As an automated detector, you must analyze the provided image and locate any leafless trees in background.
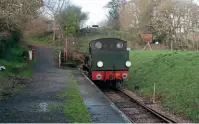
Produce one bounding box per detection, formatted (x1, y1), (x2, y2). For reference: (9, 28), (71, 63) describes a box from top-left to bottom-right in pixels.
(41, 0), (70, 42)
(0, 0), (43, 31)
(116, 0), (199, 50)
(106, 0), (127, 30)
(0, 0), (43, 56)
(39, 0), (88, 44)
(24, 17), (51, 37)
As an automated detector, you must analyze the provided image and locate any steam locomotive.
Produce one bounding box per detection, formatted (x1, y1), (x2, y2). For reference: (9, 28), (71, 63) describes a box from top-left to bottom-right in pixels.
(83, 38), (131, 88)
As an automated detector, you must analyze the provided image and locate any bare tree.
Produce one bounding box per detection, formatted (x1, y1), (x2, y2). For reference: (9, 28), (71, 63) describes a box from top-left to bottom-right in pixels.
(0, 0), (43, 30)
(0, 0), (43, 56)
(118, 0), (199, 50)
(118, 0), (155, 46)
(106, 0), (126, 30)
(41, 0), (69, 42)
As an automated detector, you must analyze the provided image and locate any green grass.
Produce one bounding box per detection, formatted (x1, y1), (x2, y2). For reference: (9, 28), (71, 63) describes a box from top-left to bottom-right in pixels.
(124, 50), (199, 122)
(48, 104), (63, 111)
(0, 45), (33, 77)
(25, 34), (53, 44)
(0, 44), (34, 100)
(57, 75), (91, 123)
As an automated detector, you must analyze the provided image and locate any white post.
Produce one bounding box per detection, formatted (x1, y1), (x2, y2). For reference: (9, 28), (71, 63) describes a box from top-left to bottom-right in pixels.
(153, 83), (156, 104)
(29, 50), (33, 60)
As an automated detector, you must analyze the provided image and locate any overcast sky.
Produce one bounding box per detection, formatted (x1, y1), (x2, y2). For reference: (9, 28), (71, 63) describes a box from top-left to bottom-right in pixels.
(71, 0), (199, 26)
(71, 0), (111, 26)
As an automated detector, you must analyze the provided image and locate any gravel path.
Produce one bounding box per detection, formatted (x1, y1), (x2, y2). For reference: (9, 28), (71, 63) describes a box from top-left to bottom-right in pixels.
(0, 47), (72, 123)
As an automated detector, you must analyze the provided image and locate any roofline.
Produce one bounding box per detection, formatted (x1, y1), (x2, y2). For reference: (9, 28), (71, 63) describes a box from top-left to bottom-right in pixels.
(91, 38), (127, 43)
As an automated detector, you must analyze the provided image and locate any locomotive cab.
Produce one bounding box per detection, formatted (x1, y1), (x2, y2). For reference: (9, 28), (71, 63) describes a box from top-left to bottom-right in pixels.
(83, 38), (131, 88)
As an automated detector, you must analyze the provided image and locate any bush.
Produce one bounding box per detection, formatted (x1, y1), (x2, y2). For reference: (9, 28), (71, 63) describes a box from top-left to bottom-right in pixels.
(0, 27), (22, 58)
(11, 27), (22, 43)
(0, 32), (13, 57)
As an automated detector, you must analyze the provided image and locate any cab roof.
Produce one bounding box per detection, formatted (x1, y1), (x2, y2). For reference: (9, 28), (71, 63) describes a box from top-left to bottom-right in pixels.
(90, 38), (127, 44)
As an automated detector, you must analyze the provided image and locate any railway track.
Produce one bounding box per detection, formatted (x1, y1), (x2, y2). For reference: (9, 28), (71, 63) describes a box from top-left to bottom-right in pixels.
(80, 69), (177, 123)
(103, 87), (177, 123)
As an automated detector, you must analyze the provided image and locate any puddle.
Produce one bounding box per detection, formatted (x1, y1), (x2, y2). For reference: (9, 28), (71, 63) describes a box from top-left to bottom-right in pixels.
(38, 102), (50, 112)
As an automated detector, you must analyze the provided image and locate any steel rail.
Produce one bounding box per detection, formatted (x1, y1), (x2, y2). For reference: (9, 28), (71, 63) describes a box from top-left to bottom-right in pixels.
(117, 88), (178, 123)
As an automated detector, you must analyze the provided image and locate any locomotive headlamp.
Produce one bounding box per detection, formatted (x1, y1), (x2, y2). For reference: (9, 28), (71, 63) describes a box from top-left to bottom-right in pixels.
(117, 42), (123, 48)
(126, 61), (131, 67)
(95, 42), (102, 49)
(97, 61), (103, 68)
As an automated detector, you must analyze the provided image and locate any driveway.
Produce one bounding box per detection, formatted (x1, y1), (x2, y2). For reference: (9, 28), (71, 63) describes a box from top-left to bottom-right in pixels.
(0, 47), (71, 123)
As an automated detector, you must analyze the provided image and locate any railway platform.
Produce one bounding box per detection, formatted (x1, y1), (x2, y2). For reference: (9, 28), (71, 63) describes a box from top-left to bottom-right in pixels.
(72, 69), (131, 123)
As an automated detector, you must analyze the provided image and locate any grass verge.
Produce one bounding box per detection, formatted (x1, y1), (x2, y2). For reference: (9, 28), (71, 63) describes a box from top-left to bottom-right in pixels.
(25, 34), (52, 44)
(124, 50), (199, 122)
(57, 74), (91, 123)
(0, 44), (34, 100)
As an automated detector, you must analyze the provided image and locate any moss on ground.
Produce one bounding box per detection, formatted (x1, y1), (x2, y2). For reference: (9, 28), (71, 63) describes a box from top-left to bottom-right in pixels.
(48, 104), (63, 111)
(125, 50), (199, 122)
(57, 75), (91, 123)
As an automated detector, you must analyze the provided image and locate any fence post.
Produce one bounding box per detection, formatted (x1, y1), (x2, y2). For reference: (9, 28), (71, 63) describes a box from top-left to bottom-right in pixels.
(65, 39), (68, 62)
(29, 50), (33, 60)
(58, 51), (61, 68)
(32, 49), (35, 60)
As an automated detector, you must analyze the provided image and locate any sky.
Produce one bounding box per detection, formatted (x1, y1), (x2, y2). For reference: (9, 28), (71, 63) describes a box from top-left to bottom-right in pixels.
(71, 0), (111, 26)
(48, 0), (199, 26)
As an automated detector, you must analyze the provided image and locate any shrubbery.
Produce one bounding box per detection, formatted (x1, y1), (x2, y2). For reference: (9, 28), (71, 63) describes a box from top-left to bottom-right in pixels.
(0, 27), (22, 58)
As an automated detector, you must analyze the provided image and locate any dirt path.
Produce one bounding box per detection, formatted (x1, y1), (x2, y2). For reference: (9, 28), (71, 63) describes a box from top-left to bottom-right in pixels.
(0, 47), (72, 123)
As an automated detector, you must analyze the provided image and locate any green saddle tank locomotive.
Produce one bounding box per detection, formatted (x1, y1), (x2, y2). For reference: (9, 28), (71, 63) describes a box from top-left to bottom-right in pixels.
(83, 38), (131, 88)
